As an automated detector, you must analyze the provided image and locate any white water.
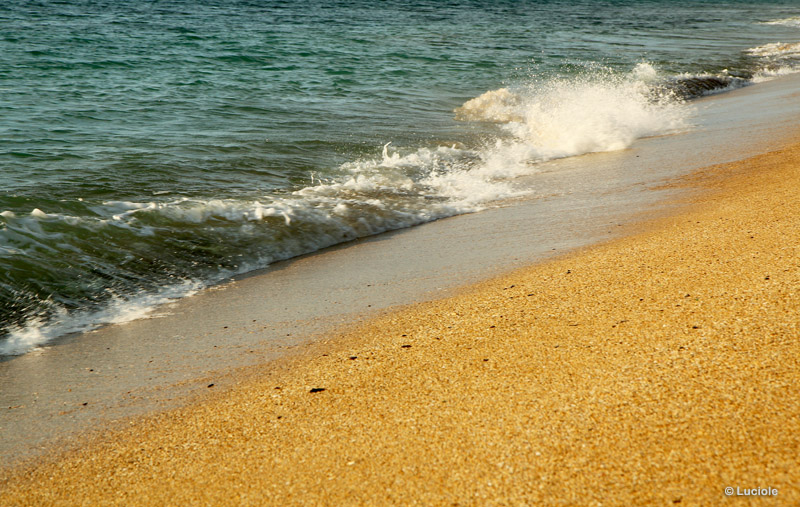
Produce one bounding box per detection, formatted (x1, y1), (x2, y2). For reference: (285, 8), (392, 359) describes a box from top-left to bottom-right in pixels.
(457, 64), (688, 170)
(762, 17), (800, 28)
(0, 280), (202, 356)
(1, 63), (694, 355)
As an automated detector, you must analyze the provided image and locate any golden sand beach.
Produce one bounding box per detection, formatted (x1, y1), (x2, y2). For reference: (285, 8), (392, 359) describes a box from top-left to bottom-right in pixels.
(2, 140), (799, 505)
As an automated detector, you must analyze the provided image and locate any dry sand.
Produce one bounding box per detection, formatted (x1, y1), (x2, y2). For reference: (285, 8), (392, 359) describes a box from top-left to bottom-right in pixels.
(2, 140), (799, 505)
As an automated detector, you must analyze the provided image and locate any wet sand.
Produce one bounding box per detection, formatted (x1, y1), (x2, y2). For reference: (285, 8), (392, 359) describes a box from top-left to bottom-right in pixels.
(2, 132), (799, 502)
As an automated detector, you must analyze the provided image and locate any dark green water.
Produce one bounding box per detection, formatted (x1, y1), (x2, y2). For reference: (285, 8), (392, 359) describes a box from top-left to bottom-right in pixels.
(2, 0), (799, 354)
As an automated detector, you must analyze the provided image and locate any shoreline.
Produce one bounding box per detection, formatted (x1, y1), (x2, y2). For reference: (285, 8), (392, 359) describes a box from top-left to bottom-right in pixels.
(2, 132), (800, 502)
(3, 73), (800, 466)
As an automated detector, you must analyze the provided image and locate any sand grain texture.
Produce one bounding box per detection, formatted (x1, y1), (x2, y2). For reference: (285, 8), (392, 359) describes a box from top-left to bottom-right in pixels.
(2, 144), (800, 505)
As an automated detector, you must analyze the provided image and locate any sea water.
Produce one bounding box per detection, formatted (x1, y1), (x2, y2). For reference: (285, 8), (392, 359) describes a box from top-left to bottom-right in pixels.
(2, 0), (800, 355)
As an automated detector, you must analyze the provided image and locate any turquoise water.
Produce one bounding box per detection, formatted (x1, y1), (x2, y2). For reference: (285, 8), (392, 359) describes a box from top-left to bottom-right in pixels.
(2, 0), (800, 354)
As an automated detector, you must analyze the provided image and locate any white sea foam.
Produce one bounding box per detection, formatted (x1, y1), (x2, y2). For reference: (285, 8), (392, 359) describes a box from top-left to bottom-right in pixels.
(336, 143), (518, 210)
(746, 41), (800, 58)
(457, 63), (687, 170)
(752, 65), (798, 82)
(745, 41), (800, 80)
(454, 88), (523, 122)
(0, 280), (202, 356)
(762, 17), (800, 28)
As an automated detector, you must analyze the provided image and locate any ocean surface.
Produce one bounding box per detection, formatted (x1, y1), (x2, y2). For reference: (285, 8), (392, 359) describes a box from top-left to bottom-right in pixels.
(2, 0), (799, 355)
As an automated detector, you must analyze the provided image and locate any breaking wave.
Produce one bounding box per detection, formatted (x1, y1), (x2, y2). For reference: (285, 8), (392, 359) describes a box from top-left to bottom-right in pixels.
(0, 63), (715, 355)
(455, 63), (687, 164)
(745, 41), (800, 80)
